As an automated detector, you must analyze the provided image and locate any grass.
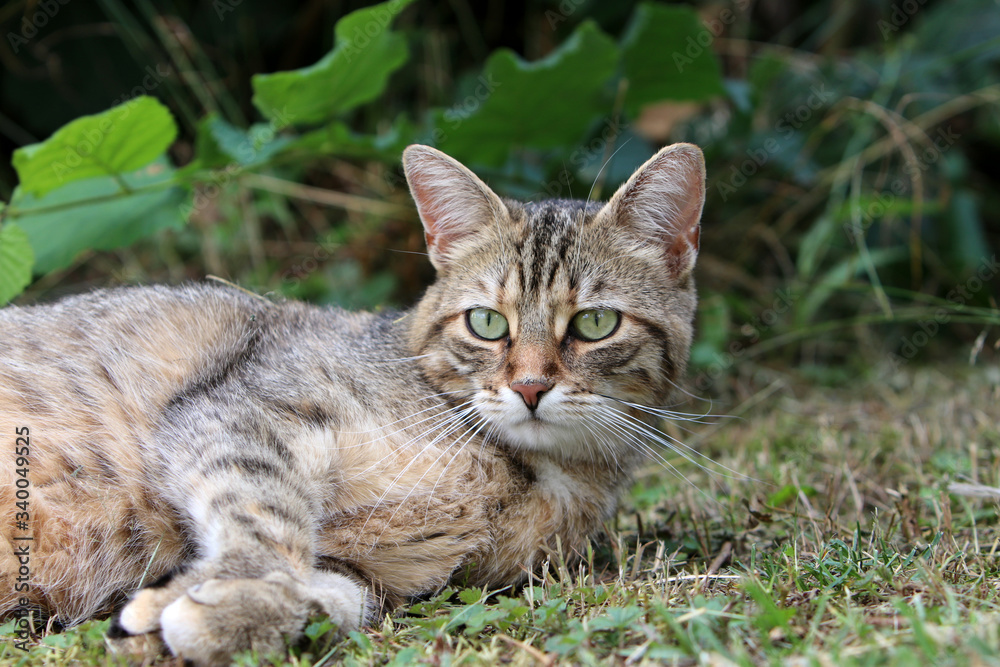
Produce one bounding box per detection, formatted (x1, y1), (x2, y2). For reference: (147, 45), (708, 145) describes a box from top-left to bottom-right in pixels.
(3, 362), (999, 666)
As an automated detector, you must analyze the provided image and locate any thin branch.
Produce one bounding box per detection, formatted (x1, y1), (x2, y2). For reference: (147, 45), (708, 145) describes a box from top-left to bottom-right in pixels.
(240, 173), (411, 217)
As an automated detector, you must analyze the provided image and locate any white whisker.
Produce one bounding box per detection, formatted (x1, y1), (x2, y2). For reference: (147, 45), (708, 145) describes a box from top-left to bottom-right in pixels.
(337, 401), (475, 481)
(372, 412), (488, 543)
(597, 406), (755, 484)
(351, 405), (479, 546)
(337, 394), (474, 441)
(592, 409), (709, 497)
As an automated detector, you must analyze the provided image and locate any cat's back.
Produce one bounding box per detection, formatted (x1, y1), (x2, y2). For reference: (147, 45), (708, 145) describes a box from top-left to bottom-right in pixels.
(0, 284), (266, 422)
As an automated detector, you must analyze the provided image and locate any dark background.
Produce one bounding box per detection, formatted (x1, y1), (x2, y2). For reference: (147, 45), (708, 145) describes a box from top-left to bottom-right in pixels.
(2, 0), (998, 388)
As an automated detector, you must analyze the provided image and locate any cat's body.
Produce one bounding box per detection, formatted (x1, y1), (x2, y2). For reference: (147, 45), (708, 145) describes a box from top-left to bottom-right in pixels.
(0, 283), (623, 619)
(0, 143), (705, 664)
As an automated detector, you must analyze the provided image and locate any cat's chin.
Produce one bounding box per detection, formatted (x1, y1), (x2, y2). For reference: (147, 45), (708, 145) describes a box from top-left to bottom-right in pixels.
(493, 415), (610, 460)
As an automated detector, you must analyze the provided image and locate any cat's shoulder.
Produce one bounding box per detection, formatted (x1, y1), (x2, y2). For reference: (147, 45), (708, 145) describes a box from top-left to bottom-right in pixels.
(1, 281), (263, 318)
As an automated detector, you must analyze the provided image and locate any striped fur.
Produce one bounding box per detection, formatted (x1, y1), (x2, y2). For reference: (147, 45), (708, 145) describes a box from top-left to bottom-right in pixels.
(0, 143), (705, 664)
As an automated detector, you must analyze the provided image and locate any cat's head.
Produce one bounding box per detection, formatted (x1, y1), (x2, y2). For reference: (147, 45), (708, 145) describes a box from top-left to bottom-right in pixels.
(403, 143), (704, 460)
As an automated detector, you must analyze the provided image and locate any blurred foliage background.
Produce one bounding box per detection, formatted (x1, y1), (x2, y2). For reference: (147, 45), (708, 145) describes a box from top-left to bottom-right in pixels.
(0, 0), (998, 395)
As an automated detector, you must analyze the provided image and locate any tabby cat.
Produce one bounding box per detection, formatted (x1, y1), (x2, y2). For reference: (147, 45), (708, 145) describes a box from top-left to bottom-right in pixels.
(0, 142), (705, 664)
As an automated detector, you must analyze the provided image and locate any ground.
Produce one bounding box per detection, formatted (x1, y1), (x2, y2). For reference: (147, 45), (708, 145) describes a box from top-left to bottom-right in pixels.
(2, 362), (999, 666)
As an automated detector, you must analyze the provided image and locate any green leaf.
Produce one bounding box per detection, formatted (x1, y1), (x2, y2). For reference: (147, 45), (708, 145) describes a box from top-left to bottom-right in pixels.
(620, 3), (726, 115)
(252, 0), (415, 124)
(193, 114), (295, 169)
(12, 97), (178, 197)
(289, 116), (415, 162)
(303, 617), (335, 640)
(0, 224), (34, 305)
(7, 158), (186, 273)
(433, 21), (619, 166)
(945, 189), (990, 274)
(457, 588), (484, 604)
(459, 605), (508, 636)
(386, 648), (420, 667)
(690, 293), (731, 368)
(544, 626), (589, 656)
(589, 606), (645, 631)
(797, 212), (837, 280)
(832, 195), (943, 224)
(347, 630), (373, 652)
(768, 484), (818, 507)
(743, 581), (795, 634)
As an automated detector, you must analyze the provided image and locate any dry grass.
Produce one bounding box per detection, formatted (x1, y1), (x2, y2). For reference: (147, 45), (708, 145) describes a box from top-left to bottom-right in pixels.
(3, 362), (999, 666)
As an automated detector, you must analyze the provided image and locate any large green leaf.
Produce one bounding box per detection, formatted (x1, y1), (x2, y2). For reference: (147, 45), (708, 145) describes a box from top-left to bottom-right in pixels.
(0, 223), (34, 305)
(620, 3), (726, 115)
(12, 97), (178, 197)
(433, 21), (619, 166)
(6, 158), (186, 273)
(252, 0), (415, 124)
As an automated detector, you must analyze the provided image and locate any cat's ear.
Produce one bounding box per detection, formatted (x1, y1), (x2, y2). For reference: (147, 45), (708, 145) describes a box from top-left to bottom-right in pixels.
(603, 143), (705, 278)
(402, 144), (508, 271)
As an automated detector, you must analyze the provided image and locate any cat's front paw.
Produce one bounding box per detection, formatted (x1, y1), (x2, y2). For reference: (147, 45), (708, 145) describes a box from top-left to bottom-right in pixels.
(159, 573), (320, 665)
(111, 569), (369, 665)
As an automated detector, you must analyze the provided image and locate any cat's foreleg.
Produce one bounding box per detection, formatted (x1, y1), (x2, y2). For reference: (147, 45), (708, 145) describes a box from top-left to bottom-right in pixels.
(109, 397), (369, 664)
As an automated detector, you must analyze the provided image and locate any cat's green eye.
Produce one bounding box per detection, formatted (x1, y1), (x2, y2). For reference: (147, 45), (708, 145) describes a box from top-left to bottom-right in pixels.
(570, 309), (620, 341)
(466, 308), (509, 340)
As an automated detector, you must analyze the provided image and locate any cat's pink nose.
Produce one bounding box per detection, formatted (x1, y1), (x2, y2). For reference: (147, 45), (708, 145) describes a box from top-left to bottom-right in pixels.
(510, 381), (553, 410)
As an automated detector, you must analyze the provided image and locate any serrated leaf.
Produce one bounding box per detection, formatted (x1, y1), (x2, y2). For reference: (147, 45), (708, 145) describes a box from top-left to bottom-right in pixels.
(252, 0), (415, 124)
(12, 97), (178, 197)
(434, 21), (619, 166)
(620, 3), (725, 115)
(544, 627), (588, 655)
(7, 158), (186, 273)
(457, 588), (483, 604)
(589, 606), (645, 631)
(0, 224), (34, 305)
